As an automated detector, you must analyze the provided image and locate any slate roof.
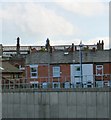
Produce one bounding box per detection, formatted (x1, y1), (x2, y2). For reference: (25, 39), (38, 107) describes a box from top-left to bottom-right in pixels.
(26, 50), (111, 65)
(1, 62), (22, 73)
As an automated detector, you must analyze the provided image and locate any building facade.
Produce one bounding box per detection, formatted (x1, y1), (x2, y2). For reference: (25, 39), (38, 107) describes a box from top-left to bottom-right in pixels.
(25, 48), (111, 88)
(1, 38), (110, 88)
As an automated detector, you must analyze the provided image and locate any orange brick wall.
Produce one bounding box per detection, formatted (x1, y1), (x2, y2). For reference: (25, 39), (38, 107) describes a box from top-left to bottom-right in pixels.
(93, 63), (111, 81)
(38, 65), (48, 77)
(60, 64), (70, 82)
(26, 63), (111, 82)
(103, 63), (111, 81)
(26, 64), (70, 83)
(93, 63), (111, 74)
(38, 65), (49, 82)
(104, 63), (110, 74)
(26, 66), (30, 80)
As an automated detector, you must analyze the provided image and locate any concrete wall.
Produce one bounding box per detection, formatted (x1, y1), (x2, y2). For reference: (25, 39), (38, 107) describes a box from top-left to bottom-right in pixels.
(2, 88), (111, 119)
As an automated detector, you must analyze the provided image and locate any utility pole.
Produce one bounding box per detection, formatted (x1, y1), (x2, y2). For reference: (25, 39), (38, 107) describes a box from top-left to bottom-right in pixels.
(79, 41), (83, 88)
(45, 38), (50, 85)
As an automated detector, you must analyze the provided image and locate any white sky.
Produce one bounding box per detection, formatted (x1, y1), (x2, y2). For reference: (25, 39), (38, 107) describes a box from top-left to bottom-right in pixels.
(0, 0), (110, 49)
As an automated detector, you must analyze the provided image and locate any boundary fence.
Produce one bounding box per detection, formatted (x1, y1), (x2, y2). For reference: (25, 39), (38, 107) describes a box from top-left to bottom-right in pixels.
(2, 74), (111, 89)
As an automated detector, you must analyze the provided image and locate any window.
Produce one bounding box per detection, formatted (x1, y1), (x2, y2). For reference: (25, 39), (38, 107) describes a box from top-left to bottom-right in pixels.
(74, 66), (80, 77)
(96, 81), (103, 88)
(76, 66), (80, 71)
(52, 82), (60, 88)
(30, 81), (38, 88)
(42, 82), (48, 89)
(53, 66), (60, 77)
(30, 65), (38, 78)
(96, 65), (103, 76)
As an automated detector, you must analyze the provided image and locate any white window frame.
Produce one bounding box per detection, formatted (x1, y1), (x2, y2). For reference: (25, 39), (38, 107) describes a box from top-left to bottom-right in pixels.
(53, 66), (60, 78)
(30, 65), (38, 78)
(96, 65), (103, 76)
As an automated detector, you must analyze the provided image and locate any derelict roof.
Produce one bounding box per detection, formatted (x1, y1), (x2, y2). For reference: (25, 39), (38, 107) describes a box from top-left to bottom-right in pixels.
(1, 62), (22, 73)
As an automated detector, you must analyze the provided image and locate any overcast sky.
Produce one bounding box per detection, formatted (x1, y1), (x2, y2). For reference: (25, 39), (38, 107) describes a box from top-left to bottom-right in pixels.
(0, 0), (110, 49)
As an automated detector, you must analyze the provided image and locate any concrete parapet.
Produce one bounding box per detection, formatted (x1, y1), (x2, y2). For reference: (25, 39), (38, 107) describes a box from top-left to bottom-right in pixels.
(2, 88), (111, 119)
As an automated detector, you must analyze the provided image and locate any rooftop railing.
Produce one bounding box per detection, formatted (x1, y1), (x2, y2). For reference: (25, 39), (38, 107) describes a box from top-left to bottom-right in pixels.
(2, 45), (97, 52)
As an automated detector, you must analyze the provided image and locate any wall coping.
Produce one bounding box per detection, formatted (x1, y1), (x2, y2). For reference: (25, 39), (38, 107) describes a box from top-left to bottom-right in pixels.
(2, 88), (111, 93)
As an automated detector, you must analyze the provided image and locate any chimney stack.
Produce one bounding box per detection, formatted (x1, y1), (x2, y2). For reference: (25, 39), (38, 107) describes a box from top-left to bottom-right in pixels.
(0, 44), (3, 56)
(45, 38), (50, 52)
(102, 40), (104, 50)
(71, 43), (74, 52)
(97, 40), (104, 50)
(16, 37), (20, 55)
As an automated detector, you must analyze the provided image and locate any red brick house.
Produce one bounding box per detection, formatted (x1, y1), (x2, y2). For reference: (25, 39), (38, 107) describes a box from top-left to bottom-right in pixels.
(25, 51), (71, 88)
(1, 38), (110, 88)
(25, 41), (111, 88)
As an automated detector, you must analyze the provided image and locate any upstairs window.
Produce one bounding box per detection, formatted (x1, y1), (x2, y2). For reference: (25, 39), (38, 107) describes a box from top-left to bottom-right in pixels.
(30, 65), (38, 78)
(74, 66), (81, 77)
(53, 66), (60, 77)
(96, 65), (103, 76)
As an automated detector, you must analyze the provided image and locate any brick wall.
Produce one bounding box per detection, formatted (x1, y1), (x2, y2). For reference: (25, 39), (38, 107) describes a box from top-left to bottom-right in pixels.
(94, 63), (111, 81)
(26, 63), (111, 83)
(26, 64), (70, 83)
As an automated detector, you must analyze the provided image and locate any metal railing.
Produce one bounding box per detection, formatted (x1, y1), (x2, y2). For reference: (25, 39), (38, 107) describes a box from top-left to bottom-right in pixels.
(1, 74), (111, 90)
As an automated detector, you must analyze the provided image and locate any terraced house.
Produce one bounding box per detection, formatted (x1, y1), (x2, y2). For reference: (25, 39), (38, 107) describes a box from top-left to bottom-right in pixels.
(1, 38), (111, 88)
(25, 39), (111, 88)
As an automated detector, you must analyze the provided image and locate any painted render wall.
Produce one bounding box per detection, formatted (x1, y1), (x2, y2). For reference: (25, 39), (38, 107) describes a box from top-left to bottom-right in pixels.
(70, 64), (94, 85)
